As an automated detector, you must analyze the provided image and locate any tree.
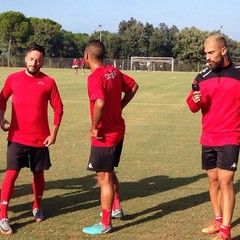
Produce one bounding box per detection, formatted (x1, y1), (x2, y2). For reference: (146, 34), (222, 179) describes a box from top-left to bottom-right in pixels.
(51, 30), (77, 58)
(0, 11), (31, 66)
(89, 30), (111, 43)
(233, 41), (240, 62)
(223, 34), (240, 62)
(143, 22), (154, 56)
(105, 33), (123, 59)
(118, 18), (149, 57)
(1, 10), (240, 67)
(29, 17), (62, 56)
(48, 30), (88, 58)
(173, 27), (209, 62)
(149, 23), (179, 57)
(73, 33), (89, 57)
(118, 17), (138, 35)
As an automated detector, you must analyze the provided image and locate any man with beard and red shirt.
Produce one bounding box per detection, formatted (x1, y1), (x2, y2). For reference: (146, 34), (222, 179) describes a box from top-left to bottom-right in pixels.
(186, 34), (240, 240)
(82, 40), (138, 235)
(0, 43), (63, 235)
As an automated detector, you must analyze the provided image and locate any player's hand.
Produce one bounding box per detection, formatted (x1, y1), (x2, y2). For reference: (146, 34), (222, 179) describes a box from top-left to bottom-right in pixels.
(0, 119), (10, 131)
(90, 128), (102, 139)
(43, 135), (56, 147)
(192, 91), (201, 103)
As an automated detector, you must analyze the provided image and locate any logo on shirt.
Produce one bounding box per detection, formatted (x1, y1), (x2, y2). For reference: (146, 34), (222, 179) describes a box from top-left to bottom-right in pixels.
(104, 71), (117, 80)
(37, 81), (44, 85)
(1, 201), (8, 205)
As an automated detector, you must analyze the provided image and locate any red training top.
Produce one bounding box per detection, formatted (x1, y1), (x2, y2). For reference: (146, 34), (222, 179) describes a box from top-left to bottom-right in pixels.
(88, 65), (136, 147)
(72, 59), (79, 67)
(186, 62), (240, 146)
(0, 70), (64, 147)
(80, 58), (85, 67)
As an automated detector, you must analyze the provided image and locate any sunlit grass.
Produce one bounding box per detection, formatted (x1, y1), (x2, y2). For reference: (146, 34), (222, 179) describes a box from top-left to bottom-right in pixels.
(0, 67), (239, 239)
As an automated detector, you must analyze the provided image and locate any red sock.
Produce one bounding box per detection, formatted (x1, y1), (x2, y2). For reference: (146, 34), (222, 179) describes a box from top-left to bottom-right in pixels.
(220, 225), (231, 236)
(0, 170), (19, 219)
(112, 194), (121, 211)
(215, 216), (223, 223)
(101, 209), (112, 228)
(32, 171), (45, 210)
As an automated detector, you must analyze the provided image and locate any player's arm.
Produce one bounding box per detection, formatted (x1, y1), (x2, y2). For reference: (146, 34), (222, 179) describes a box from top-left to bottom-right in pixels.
(186, 90), (202, 113)
(122, 83), (139, 109)
(90, 98), (105, 139)
(0, 109), (9, 131)
(0, 83), (11, 131)
(43, 125), (60, 147)
(45, 81), (63, 146)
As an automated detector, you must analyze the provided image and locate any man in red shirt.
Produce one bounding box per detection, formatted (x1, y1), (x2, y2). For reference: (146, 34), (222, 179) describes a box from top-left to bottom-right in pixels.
(72, 58), (79, 74)
(82, 40), (138, 235)
(0, 43), (64, 235)
(186, 34), (240, 240)
(80, 58), (85, 75)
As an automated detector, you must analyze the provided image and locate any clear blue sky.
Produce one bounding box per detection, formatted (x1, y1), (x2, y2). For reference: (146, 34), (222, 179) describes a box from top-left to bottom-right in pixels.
(0, 0), (240, 41)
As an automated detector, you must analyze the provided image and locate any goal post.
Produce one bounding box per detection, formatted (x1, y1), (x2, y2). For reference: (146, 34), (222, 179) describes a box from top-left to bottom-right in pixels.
(130, 56), (174, 71)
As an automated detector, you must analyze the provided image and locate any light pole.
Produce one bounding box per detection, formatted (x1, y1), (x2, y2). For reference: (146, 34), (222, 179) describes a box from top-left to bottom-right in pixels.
(99, 24), (102, 41)
(220, 26), (224, 35)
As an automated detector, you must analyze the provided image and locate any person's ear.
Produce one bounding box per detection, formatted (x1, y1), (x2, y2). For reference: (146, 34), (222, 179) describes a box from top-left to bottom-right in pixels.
(222, 47), (227, 56)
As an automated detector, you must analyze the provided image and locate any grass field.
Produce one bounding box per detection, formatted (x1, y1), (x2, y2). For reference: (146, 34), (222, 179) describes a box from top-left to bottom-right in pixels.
(0, 67), (240, 240)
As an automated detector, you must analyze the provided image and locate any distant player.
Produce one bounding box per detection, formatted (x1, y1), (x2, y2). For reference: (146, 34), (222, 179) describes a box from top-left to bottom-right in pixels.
(0, 42), (64, 235)
(80, 58), (86, 75)
(72, 58), (79, 74)
(82, 40), (139, 235)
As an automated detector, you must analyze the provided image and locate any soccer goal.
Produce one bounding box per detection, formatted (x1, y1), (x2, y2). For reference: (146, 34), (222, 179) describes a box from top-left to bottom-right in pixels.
(130, 56), (174, 71)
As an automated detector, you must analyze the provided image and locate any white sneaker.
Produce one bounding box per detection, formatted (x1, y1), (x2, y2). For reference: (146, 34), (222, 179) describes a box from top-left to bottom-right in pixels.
(0, 218), (13, 235)
(33, 208), (45, 222)
(100, 209), (124, 219)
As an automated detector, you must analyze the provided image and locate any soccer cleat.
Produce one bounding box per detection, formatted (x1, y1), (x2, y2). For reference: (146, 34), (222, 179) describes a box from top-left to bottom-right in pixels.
(211, 232), (232, 240)
(111, 209), (124, 219)
(0, 218), (13, 235)
(100, 209), (124, 219)
(33, 208), (45, 222)
(202, 220), (221, 234)
(82, 222), (113, 235)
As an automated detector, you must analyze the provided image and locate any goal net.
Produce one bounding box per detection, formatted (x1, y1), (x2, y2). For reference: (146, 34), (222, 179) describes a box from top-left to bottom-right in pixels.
(130, 56), (174, 71)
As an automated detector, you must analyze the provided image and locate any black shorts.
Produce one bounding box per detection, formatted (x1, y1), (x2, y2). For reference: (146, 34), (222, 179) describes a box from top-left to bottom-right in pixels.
(87, 139), (124, 172)
(202, 145), (239, 171)
(6, 142), (51, 172)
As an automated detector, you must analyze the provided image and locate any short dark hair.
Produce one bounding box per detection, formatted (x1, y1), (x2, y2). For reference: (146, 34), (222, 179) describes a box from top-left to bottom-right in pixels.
(26, 42), (45, 57)
(86, 40), (105, 60)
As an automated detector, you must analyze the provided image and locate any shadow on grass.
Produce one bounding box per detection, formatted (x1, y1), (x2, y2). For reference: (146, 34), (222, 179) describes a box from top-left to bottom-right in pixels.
(0, 169), (6, 174)
(114, 178), (240, 240)
(7, 172), (240, 237)
(9, 174), (98, 233)
(230, 179), (240, 240)
(7, 172), (209, 233)
(120, 173), (207, 201)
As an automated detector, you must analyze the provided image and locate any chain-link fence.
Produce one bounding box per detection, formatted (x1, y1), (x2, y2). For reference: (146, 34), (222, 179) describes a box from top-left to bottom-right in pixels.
(0, 55), (207, 72)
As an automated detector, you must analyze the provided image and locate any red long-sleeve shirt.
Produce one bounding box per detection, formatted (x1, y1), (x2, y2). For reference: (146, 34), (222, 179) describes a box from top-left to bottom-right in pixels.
(186, 62), (240, 146)
(0, 70), (63, 147)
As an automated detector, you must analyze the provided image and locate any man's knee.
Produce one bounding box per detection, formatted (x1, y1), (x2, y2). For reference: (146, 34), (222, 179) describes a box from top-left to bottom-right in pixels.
(97, 172), (114, 186)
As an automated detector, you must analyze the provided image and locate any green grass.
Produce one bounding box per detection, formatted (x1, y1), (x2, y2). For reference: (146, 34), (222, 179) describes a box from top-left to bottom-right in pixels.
(0, 67), (240, 239)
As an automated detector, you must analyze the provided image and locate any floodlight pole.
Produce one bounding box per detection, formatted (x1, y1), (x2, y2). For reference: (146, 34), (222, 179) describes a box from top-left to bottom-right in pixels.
(99, 24), (102, 41)
(220, 26), (224, 35)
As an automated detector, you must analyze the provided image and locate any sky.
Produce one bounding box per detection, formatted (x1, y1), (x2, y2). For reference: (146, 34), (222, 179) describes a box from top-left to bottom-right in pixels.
(0, 0), (240, 41)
